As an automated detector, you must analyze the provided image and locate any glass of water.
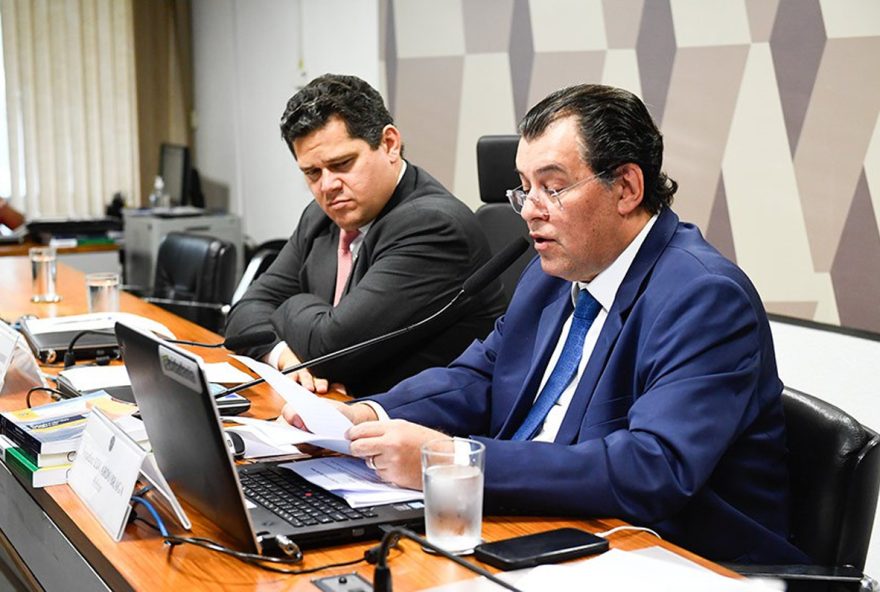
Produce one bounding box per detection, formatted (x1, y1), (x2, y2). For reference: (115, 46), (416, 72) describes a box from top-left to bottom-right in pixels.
(29, 247), (61, 303)
(421, 437), (485, 555)
(85, 272), (120, 313)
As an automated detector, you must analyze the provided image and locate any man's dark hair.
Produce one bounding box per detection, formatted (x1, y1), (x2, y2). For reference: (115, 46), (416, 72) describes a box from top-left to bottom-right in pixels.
(280, 74), (394, 159)
(519, 84), (677, 214)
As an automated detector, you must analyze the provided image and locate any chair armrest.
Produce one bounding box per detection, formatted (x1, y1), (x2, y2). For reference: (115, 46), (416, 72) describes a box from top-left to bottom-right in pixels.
(722, 563), (863, 583)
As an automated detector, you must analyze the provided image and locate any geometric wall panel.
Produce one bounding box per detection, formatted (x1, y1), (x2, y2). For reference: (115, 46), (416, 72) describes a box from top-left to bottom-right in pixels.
(387, 0), (880, 335)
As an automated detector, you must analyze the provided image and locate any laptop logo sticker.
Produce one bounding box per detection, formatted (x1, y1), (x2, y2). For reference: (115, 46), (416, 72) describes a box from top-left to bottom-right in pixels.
(158, 345), (201, 392)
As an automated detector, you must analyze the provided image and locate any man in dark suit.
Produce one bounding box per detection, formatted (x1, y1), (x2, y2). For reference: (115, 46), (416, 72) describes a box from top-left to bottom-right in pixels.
(284, 84), (807, 563)
(226, 74), (505, 397)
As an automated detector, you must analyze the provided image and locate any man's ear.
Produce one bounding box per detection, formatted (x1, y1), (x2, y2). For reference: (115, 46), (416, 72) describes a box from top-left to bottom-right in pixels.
(615, 163), (644, 216)
(381, 125), (403, 161)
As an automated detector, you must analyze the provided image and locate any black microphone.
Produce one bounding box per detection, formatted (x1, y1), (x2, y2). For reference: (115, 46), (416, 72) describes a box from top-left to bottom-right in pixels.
(219, 237), (530, 397)
(372, 527), (521, 592)
(165, 331), (277, 350)
(462, 237), (529, 296)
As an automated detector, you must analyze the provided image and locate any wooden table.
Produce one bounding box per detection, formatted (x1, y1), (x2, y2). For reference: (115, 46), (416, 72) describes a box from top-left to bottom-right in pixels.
(0, 258), (737, 591)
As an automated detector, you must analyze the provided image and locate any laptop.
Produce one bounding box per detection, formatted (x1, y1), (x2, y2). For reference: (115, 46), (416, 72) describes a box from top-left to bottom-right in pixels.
(115, 321), (423, 553)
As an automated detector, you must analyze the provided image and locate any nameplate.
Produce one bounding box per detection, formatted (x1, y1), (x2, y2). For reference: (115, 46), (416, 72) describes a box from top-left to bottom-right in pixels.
(69, 408), (147, 541)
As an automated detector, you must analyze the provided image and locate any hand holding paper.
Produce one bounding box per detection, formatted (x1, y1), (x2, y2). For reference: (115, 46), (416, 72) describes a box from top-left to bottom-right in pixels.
(232, 355), (354, 454)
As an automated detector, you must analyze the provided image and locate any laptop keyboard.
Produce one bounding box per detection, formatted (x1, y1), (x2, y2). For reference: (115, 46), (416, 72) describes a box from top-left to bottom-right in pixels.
(240, 468), (379, 528)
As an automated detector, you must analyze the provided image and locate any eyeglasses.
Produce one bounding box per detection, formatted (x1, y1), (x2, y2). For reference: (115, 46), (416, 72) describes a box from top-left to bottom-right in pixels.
(505, 173), (606, 213)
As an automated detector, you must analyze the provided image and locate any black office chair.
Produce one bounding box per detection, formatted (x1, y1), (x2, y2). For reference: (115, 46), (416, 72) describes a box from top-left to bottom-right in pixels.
(728, 387), (880, 592)
(475, 135), (533, 306)
(230, 238), (287, 306)
(146, 232), (237, 334)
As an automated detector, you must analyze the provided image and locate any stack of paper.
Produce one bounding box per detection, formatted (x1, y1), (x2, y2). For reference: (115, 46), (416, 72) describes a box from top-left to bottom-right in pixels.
(514, 548), (783, 592)
(283, 456), (423, 508)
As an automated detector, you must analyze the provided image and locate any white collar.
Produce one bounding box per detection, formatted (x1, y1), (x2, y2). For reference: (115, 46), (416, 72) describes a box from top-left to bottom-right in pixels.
(574, 214), (658, 310)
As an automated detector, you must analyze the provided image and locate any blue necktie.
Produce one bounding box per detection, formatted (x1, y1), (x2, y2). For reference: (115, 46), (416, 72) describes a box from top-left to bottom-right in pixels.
(511, 289), (602, 441)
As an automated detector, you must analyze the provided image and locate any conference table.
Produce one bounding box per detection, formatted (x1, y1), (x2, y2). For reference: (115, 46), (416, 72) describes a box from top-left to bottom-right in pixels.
(0, 258), (738, 591)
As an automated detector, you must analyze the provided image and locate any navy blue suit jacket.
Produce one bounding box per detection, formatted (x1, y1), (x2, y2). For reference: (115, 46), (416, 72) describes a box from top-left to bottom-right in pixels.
(368, 208), (807, 563)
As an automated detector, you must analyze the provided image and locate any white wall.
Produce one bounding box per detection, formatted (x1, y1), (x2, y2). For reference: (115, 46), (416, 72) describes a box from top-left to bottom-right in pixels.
(191, 0), (380, 245)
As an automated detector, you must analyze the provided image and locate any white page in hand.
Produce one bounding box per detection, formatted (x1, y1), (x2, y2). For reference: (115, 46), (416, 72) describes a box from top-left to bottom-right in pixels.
(231, 355), (353, 445)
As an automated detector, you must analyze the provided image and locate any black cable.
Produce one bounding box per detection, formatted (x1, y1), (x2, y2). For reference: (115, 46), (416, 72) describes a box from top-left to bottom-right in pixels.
(373, 527), (522, 592)
(63, 329), (118, 368)
(164, 535), (366, 574)
(26, 386), (67, 408)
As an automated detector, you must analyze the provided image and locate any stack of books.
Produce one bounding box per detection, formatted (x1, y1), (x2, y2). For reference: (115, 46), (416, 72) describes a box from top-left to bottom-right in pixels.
(0, 391), (148, 487)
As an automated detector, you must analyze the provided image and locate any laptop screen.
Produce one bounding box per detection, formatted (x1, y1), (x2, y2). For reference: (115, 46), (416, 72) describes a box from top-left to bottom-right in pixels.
(115, 321), (260, 553)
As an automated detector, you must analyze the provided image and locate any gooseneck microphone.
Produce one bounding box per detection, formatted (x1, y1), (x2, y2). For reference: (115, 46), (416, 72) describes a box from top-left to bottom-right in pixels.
(219, 237), (530, 397)
(165, 331), (277, 350)
(372, 527), (521, 592)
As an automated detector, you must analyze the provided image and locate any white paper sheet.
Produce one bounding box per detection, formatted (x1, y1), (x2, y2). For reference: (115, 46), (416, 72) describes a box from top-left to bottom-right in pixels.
(283, 456), (423, 508)
(231, 355), (353, 438)
(24, 312), (174, 339)
(515, 548), (783, 592)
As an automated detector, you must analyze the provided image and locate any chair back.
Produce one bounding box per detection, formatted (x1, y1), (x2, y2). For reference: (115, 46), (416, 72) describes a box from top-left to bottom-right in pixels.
(475, 135), (532, 305)
(152, 232), (237, 332)
(230, 239), (287, 306)
(783, 386), (880, 570)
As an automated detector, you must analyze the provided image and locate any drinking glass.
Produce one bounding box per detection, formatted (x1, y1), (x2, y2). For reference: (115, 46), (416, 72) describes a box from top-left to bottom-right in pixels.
(421, 438), (485, 555)
(29, 247), (61, 303)
(85, 272), (120, 313)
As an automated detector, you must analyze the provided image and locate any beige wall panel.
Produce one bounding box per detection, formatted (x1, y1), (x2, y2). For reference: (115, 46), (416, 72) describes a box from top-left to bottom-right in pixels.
(394, 0), (465, 58)
(663, 45), (749, 230)
(820, 0), (880, 38)
(530, 0), (607, 52)
(669, 0), (751, 47)
(452, 53), (517, 211)
(745, 0), (779, 43)
(601, 49), (643, 98)
(794, 36), (880, 271)
(866, 113), (880, 236)
(394, 57), (464, 190)
(526, 51), (606, 113)
(603, 0), (645, 49)
(722, 44), (835, 320)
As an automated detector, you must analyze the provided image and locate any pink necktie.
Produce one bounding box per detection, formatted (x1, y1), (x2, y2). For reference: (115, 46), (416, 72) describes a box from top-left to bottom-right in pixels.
(334, 229), (360, 305)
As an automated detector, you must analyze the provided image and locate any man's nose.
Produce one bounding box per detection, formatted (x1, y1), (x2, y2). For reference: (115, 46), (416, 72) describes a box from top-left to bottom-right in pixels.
(320, 171), (343, 194)
(520, 193), (547, 222)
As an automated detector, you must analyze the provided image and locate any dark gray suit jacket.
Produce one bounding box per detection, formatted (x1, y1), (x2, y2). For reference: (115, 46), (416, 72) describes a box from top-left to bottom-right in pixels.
(225, 163), (506, 396)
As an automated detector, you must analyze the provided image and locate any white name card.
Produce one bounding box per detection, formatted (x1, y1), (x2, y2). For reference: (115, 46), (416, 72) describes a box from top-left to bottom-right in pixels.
(69, 409), (147, 541)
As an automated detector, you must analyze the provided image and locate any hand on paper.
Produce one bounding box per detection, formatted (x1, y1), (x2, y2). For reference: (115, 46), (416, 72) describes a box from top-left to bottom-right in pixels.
(280, 400), (376, 432)
(346, 419), (446, 490)
(277, 346), (332, 394)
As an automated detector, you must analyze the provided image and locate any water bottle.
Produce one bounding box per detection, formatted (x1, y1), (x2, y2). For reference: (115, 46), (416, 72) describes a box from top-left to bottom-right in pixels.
(148, 176), (165, 208)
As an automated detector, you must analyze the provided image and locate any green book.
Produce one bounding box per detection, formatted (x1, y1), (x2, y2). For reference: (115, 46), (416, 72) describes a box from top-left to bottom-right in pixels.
(5, 446), (71, 488)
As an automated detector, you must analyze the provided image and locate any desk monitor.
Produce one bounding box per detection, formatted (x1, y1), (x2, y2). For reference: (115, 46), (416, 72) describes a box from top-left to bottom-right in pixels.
(159, 143), (193, 207)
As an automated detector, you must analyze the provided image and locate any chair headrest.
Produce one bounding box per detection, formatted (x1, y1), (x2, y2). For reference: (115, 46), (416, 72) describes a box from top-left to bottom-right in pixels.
(477, 135), (520, 204)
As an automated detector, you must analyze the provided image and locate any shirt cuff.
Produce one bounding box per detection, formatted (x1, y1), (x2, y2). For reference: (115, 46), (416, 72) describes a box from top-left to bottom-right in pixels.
(358, 400), (390, 422)
(265, 341), (289, 369)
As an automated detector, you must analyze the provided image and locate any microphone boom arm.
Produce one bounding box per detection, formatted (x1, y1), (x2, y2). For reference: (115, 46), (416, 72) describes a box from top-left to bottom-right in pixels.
(222, 290), (465, 397)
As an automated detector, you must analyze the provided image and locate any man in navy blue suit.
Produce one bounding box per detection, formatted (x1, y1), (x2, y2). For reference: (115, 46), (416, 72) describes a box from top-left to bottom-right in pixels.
(283, 84), (805, 563)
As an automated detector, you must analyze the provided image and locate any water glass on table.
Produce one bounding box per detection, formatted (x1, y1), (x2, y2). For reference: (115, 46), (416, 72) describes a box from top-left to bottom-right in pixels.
(29, 246), (61, 303)
(421, 437), (485, 555)
(85, 272), (120, 313)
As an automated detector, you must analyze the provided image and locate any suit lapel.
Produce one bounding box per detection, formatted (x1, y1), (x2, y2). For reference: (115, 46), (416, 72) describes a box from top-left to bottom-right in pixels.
(554, 209), (680, 444)
(496, 285), (571, 438)
(311, 228), (338, 303)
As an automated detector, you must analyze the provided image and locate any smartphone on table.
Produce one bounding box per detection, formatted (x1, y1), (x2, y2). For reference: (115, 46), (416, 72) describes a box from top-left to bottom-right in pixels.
(473, 527), (609, 570)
